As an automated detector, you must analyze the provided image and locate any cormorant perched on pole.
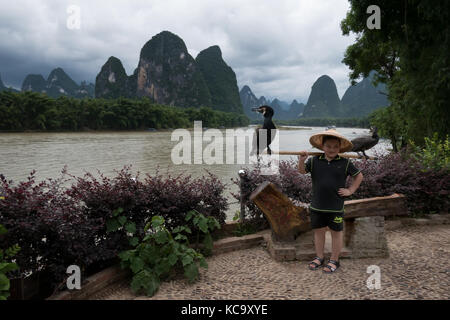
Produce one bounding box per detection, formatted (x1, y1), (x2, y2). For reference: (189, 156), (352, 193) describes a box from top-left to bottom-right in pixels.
(351, 126), (379, 158)
(250, 105), (277, 156)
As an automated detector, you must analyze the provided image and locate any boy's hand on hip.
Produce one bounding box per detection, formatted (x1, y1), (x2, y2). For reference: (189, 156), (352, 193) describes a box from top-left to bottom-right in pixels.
(338, 188), (352, 197)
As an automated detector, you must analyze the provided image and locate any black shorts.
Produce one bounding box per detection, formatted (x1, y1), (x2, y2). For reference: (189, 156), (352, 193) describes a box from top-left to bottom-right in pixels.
(309, 208), (344, 231)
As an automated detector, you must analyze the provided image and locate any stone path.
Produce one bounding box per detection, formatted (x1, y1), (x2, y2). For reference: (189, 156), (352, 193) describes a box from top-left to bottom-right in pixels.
(91, 224), (450, 300)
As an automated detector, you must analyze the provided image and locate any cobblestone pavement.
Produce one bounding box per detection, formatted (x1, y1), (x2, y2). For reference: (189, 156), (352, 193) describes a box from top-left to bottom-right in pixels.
(91, 224), (450, 300)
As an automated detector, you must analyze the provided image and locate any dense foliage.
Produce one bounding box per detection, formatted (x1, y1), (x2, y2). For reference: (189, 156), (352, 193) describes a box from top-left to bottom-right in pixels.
(234, 149), (449, 225)
(0, 91), (249, 131)
(0, 166), (228, 292)
(0, 224), (20, 300)
(109, 210), (219, 297)
(342, 0), (450, 147)
(409, 134), (450, 171)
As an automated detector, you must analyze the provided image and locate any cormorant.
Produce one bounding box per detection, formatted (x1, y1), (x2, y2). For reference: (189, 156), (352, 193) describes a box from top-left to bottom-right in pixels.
(250, 105), (277, 156)
(351, 126), (379, 158)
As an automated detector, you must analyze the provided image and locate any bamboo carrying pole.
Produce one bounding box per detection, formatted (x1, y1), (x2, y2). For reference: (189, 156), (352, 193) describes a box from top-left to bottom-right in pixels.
(272, 151), (378, 160)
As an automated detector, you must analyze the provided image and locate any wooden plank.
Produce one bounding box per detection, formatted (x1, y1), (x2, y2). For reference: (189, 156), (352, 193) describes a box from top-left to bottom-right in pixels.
(343, 193), (407, 219)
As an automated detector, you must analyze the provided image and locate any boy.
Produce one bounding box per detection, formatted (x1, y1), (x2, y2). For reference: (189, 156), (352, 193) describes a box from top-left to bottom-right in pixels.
(298, 129), (363, 273)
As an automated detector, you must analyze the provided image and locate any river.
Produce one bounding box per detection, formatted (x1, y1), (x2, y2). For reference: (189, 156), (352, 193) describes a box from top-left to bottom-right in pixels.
(0, 126), (390, 221)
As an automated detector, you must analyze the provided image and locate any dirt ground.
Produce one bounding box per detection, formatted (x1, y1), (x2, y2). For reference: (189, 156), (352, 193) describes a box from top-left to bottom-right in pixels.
(90, 224), (449, 300)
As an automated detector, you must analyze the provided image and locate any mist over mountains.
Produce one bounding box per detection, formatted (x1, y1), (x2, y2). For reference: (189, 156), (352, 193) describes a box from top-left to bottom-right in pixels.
(240, 71), (389, 120)
(1, 30), (389, 120)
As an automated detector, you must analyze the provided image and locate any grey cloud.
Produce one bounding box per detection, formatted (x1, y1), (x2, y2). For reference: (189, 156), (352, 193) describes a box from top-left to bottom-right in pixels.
(0, 0), (356, 102)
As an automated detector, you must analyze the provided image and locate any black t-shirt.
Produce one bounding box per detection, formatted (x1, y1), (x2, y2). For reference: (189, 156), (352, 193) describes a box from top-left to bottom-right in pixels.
(305, 154), (360, 213)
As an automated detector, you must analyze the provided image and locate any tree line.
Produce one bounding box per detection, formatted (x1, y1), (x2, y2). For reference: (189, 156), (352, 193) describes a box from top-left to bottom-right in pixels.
(268, 117), (370, 128)
(341, 0), (449, 150)
(0, 91), (249, 131)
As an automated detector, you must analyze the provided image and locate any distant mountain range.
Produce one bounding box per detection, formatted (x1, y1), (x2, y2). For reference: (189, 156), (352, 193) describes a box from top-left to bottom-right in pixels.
(95, 31), (243, 113)
(1, 30), (389, 119)
(0, 73), (19, 93)
(240, 71), (389, 120)
(1, 69), (94, 98)
(239, 85), (305, 120)
(20, 68), (95, 98)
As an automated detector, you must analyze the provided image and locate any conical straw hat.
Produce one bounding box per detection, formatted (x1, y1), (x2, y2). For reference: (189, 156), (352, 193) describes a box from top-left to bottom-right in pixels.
(309, 128), (353, 152)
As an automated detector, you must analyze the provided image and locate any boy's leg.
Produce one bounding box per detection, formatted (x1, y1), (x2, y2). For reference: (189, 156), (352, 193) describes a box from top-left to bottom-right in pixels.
(308, 209), (329, 268)
(329, 229), (343, 261)
(324, 214), (344, 272)
(309, 227), (327, 268)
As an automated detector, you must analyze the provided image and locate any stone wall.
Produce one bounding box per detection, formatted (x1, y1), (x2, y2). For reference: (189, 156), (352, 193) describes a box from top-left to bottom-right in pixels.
(346, 216), (389, 258)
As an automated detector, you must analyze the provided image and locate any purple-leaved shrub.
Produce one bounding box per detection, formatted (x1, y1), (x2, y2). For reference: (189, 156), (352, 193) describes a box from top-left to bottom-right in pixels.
(0, 165), (228, 293)
(233, 150), (449, 226)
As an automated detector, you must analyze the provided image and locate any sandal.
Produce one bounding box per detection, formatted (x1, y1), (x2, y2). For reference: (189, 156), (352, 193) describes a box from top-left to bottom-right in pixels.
(323, 259), (340, 273)
(308, 256), (324, 270)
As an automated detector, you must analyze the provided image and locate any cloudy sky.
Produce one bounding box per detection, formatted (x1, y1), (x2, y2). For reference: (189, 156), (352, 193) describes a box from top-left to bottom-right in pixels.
(0, 0), (357, 103)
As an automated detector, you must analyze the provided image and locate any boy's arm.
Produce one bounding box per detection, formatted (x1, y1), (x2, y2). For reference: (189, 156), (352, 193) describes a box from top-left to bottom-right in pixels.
(338, 172), (363, 197)
(297, 151), (309, 174)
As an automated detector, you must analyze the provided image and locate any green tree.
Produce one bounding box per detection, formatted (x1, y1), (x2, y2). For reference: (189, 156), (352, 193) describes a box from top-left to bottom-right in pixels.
(341, 0), (450, 147)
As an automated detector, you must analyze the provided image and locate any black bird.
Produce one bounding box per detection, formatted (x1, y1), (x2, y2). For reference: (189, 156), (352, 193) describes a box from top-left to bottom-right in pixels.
(250, 105), (277, 156)
(351, 126), (379, 158)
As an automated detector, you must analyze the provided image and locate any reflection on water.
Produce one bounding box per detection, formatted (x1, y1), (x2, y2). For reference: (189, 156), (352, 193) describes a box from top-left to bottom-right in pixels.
(0, 126), (390, 220)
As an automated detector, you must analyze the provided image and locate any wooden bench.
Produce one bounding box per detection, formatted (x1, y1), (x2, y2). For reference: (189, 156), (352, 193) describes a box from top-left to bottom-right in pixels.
(249, 181), (408, 260)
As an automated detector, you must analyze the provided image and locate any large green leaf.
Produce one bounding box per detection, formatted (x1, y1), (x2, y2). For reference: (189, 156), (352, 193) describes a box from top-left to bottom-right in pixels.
(183, 263), (199, 283)
(199, 256), (208, 269)
(0, 273), (10, 291)
(118, 250), (134, 262)
(129, 237), (139, 247)
(197, 219), (208, 233)
(112, 207), (124, 217)
(185, 210), (195, 221)
(118, 216), (127, 226)
(138, 245), (159, 263)
(174, 234), (188, 242)
(181, 254), (193, 266)
(0, 262), (18, 274)
(143, 272), (160, 297)
(151, 216), (165, 228)
(130, 257), (145, 273)
(154, 259), (171, 276)
(154, 230), (168, 244)
(168, 253), (178, 266)
(202, 233), (213, 253)
(125, 222), (136, 234)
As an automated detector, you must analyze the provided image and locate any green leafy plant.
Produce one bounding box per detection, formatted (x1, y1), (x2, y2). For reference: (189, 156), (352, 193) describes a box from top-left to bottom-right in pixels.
(410, 133), (450, 171)
(0, 224), (20, 300)
(185, 209), (221, 256)
(106, 209), (220, 297)
(231, 211), (257, 237)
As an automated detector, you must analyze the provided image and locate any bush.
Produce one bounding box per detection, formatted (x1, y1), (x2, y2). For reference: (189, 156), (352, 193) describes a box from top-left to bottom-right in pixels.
(234, 150), (449, 222)
(231, 160), (312, 230)
(0, 166), (228, 294)
(409, 133), (450, 171)
(0, 224), (20, 300)
(109, 210), (219, 297)
(0, 170), (96, 290)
